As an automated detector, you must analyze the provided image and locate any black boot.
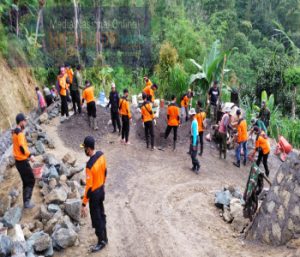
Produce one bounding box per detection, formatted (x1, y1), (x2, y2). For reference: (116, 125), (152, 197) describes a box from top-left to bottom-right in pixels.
(91, 241), (106, 252)
(233, 160), (240, 168)
(102, 228), (108, 245)
(243, 159), (247, 166)
(199, 145), (203, 156)
(24, 187), (35, 209)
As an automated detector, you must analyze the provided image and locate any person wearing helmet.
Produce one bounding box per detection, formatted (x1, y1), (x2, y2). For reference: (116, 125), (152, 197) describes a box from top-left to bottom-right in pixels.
(218, 107), (232, 159)
(233, 109), (248, 167)
(12, 113), (36, 209)
(189, 108), (200, 174)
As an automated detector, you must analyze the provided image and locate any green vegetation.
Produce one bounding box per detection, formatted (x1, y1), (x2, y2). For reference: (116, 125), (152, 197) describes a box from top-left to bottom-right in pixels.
(0, 0), (299, 146)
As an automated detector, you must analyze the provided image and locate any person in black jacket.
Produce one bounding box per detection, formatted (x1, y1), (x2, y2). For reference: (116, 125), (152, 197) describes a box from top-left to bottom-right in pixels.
(106, 83), (121, 134)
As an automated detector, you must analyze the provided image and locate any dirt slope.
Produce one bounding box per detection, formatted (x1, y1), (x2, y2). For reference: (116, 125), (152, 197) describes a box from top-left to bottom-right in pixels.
(0, 57), (36, 129)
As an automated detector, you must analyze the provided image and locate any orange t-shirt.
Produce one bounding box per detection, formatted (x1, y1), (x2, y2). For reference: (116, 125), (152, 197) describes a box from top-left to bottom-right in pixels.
(119, 97), (132, 118)
(237, 119), (248, 143)
(141, 102), (154, 122)
(66, 68), (73, 84)
(12, 128), (31, 161)
(57, 74), (68, 96)
(167, 103), (180, 126)
(82, 86), (95, 104)
(82, 151), (107, 206)
(181, 95), (189, 108)
(143, 86), (155, 102)
(196, 111), (206, 132)
(255, 132), (270, 154)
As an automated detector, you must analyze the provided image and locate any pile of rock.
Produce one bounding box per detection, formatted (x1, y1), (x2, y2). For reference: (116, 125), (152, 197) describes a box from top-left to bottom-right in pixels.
(246, 152), (300, 247)
(215, 186), (249, 233)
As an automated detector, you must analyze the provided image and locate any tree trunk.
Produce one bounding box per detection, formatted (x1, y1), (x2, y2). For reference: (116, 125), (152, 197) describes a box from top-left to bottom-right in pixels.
(35, 8), (43, 45)
(73, 0), (80, 63)
(95, 0), (102, 55)
(291, 86), (297, 119)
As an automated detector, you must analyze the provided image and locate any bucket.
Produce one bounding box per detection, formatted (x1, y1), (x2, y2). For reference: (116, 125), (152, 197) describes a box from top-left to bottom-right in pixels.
(32, 163), (44, 179)
(278, 136), (292, 154)
(132, 95), (138, 106)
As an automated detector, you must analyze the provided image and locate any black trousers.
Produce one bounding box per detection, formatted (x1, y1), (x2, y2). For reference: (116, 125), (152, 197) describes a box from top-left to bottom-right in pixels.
(121, 115), (130, 142)
(60, 95), (69, 117)
(15, 160), (35, 204)
(70, 90), (81, 114)
(256, 150), (270, 177)
(45, 95), (53, 107)
(199, 131), (204, 154)
(144, 120), (154, 148)
(111, 110), (121, 131)
(219, 132), (227, 158)
(89, 186), (107, 242)
(87, 101), (96, 118)
(190, 137), (200, 169)
(165, 125), (178, 142)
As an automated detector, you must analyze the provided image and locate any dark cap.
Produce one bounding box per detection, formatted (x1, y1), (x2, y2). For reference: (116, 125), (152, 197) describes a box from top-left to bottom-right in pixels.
(236, 109), (241, 116)
(80, 136), (95, 149)
(253, 126), (260, 133)
(16, 113), (27, 124)
(123, 88), (128, 94)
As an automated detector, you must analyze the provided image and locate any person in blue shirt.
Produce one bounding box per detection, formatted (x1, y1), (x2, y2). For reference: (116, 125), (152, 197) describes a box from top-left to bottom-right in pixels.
(189, 108), (200, 174)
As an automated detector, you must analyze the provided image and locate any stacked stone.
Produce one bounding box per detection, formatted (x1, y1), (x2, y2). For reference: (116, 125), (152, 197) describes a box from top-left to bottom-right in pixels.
(246, 152), (300, 246)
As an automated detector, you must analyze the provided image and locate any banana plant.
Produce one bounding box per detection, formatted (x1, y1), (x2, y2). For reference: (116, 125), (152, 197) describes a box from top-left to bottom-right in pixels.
(189, 40), (234, 94)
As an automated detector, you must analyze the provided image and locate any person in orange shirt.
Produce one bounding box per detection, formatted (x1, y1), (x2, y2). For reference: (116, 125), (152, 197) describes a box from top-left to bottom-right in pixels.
(250, 126), (271, 177)
(12, 113), (35, 209)
(143, 83), (158, 103)
(233, 109), (248, 168)
(80, 136), (108, 252)
(180, 89), (193, 122)
(56, 66), (70, 122)
(144, 76), (152, 88)
(196, 101), (206, 156)
(82, 80), (98, 130)
(141, 93), (155, 150)
(119, 88), (132, 145)
(164, 95), (180, 151)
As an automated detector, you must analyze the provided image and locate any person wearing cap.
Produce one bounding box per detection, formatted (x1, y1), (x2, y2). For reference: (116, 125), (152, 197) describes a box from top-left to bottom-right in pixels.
(12, 113), (35, 209)
(82, 80), (98, 130)
(119, 88), (132, 144)
(80, 136), (108, 252)
(207, 81), (220, 124)
(57, 66), (70, 122)
(141, 93), (155, 150)
(189, 108), (200, 174)
(196, 100), (206, 156)
(163, 95), (180, 151)
(143, 83), (158, 103)
(233, 109), (248, 167)
(106, 83), (121, 134)
(180, 89), (193, 123)
(218, 107), (232, 159)
(258, 101), (270, 128)
(250, 118), (267, 134)
(70, 65), (83, 115)
(249, 126), (271, 177)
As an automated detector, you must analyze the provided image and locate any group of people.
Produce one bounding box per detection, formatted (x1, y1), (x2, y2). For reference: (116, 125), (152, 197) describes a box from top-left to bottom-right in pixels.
(13, 69), (273, 253)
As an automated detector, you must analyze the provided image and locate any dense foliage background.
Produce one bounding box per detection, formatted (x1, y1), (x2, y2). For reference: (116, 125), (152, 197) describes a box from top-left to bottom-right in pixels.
(0, 0), (299, 146)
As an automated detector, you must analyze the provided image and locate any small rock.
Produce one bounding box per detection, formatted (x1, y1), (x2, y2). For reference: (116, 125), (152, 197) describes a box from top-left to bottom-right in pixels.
(0, 235), (12, 256)
(287, 238), (300, 249)
(58, 163), (71, 177)
(41, 184), (50, 196)
(0, 193), (12, 216)
(62, 153), (76, 166)
(48, 166), (59, 179)
(11, 240), (26, 256)
(52, 227), (78, 249)
(2, 206), (22, 228)
(45, 187), (67, 204)
(35, 140), (46, 155)
(64, 199), (81, 222)
(60, 175), (67, 183)
(69, 164), (85, 177)
(37, 131), (47, 140)
(43, 154), (60, 166)
(71, 171), (86, 186)
(39, 112), (49, 123)
(48, 178), (57, 190)
(12, 224), (25, 242)
(40, 205), (53, 221)
(22, 226), (32, 240)
(34, 221), (44, 232)
(48, 204), (61, 214)
(223, 206), (233, 223)
(44, 218), (58, 234)
(33, 232), (52, 252)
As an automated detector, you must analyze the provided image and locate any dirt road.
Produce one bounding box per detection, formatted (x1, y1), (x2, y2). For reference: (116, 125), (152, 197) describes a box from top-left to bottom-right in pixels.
(5, 114), (297, 257)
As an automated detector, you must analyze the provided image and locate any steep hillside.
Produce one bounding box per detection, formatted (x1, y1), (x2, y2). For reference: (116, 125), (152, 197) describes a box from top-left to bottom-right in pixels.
(0, 57), (37, 129)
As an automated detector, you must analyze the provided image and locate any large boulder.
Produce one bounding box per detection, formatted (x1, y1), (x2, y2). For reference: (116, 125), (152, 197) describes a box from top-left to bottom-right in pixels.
(62, 153), (77, 166)
(40, 205), (54, 221)
(247, 152), (300, 245)
(64, 199), (81, 222)
(33, 232), (52, 252)
(27, 231), (53, 257)
(35, 140), (45, 155)
(45, 187), (67, 204)
(0, 235), (12, 256)
(52, 227), (78, 250)
(43, 154), (60, 167)
(0, 193), (11, 217)
(1, 206), (22, 228)
(48, 166), (59, 179)
(39, 112), (49, 124)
